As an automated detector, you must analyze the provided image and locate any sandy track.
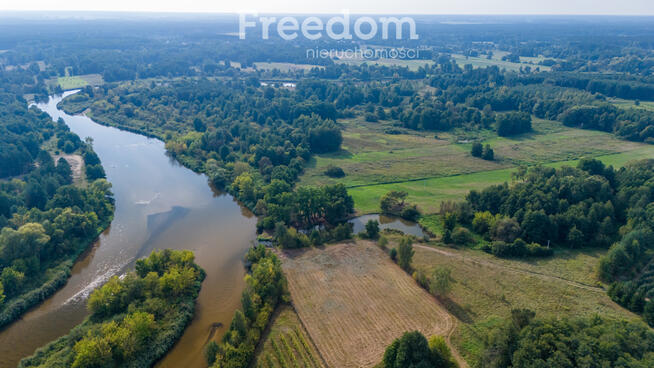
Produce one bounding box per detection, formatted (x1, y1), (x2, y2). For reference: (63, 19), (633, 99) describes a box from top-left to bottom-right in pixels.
(53, 153), (84, 182)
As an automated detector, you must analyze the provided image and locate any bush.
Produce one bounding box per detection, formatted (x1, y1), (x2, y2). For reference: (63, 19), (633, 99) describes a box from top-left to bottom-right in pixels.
(482, 144), (494, 160)
(489, 239), (552, 258)
(364, 219), (380, 239)
(451, 227), (474, 245)
(496, 111), (532, 136)
(389, 248), (398, 261)
(364, 113), (378, 122)
(378, 235), (389, 249)
(331, 223), (353, 241)
(442, 229), (452, 244)
(471, 142), (483, 157)
(324, 165), (345, 178)
(400, 205), (420, 221)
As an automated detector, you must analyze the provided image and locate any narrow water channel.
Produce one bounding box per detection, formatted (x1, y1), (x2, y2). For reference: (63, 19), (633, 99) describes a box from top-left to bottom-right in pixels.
(0, 91), (257, 368)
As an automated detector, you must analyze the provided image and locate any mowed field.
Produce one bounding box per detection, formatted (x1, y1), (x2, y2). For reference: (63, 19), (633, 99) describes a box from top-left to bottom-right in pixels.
(299, 117), (654, 213)
(254, 305), (326, 368)
(279, 241), (454, 368)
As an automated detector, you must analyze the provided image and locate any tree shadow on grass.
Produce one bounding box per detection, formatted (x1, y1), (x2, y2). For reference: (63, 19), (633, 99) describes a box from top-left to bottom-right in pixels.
(438, 296), (475, 324)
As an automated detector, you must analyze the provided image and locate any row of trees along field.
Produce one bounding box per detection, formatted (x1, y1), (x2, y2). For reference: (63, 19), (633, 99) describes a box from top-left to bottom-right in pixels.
(62, 62), (654, 150)
(19, 249), (205, 368)
(206, 245), (287, 368)
(0, 91), (114, 328)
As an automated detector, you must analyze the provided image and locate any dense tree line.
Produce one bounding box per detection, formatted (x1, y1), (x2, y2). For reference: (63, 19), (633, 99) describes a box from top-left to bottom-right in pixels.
(208, 245), (286, 368)
(0, 93), (57, 178)
(0, 93), (113, 328)
(481, 309), (654, 368)
(495, 112), (532, 137)
(19, 250), (205, 368)
(465, 159), (634, 250)
(593, 160), (654, 326)
(464, 158), (654, 324)
(60, 80), (354, 232)
(551, 73), (654, 101)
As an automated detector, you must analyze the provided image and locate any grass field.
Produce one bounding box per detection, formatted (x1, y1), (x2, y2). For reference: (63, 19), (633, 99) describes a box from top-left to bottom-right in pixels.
(335, 57), (435, 71)
(299, 116), (654, 214)
(279, 241), (454, 368)
(610, 98), (654, 111)
(451, 54), (551, 72)
(405, 241), (637, 364)
(254, 305), (326, 368)
(47, 74), (104, 91)
(253, 62), (323, 72)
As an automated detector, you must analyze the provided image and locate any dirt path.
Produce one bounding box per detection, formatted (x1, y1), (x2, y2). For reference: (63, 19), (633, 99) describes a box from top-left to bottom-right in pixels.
(53, 153), (84, 182)
(414, 245), (604, 293)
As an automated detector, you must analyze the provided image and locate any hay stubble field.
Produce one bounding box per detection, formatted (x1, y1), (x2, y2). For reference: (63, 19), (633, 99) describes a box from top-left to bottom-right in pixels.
(279, 241), (455, 368)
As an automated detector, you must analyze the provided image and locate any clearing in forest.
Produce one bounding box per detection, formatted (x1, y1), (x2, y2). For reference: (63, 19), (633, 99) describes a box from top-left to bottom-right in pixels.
(279, 241), (453, 368)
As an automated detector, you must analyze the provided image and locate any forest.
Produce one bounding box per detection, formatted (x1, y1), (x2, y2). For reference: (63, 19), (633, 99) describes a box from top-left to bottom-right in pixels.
(0, 90), (114, 328)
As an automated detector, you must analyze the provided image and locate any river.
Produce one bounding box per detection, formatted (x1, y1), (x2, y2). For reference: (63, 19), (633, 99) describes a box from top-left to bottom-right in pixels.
(0, 91), (258, 368)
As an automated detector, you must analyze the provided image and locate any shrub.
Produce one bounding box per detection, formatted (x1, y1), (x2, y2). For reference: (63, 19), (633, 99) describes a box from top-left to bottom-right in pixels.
(389, 248), (398, 261)
(364, 219), (380, 239)
(451, 227), (474, 245)
(324, 165), (345, 178)
(471, 142), (483, 157)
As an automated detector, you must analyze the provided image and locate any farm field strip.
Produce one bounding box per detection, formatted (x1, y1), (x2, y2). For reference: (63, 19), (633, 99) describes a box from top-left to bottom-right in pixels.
(255, 305), (326, 368)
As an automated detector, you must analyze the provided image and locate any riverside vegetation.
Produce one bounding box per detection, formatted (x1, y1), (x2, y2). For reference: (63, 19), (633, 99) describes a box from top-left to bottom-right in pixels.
(18, 249), (205, 367)
(2, 14), (654, 368)
(0, 91), (114, 328)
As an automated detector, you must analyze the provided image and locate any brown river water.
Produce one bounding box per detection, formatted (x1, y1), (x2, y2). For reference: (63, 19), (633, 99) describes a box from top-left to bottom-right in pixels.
(0, 91), (258, 368)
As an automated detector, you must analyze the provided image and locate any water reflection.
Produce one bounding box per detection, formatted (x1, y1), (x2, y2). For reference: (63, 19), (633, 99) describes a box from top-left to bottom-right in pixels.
(0, 91), (257, 368)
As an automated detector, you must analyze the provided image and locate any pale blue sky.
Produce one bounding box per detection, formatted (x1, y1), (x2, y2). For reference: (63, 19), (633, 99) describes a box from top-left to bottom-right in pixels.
(2, 0), (654, 15)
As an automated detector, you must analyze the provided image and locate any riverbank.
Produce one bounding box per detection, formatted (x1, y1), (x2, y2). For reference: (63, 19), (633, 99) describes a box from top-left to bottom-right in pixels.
(0, 92), (258, 368)
(0, 215), (113, 329)
(19, 250), (205, 368)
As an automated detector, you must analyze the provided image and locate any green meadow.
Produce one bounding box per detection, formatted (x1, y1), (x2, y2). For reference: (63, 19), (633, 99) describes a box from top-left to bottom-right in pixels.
(299, 117), (654, 214)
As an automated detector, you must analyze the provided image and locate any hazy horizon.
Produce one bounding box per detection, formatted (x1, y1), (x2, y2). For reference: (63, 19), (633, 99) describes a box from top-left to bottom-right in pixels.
(2, 0), (654, 16)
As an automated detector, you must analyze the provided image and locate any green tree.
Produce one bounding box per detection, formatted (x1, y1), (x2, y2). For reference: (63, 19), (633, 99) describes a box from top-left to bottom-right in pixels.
(380, 191), (408, 215)
(430, 267), (454, 298)
(567, 226), (584, 248)
(0, 280), (5, 305)
(0, 267), (25, 297)
(471, 142), (483, 157)
(397, 236), (414, 272)
(72, 337), (112, 368)
(442, 229), (452, 244)
(428, 336), (458, 368)
(205, 341), (219, 365)
(389, 247), (398, 261)
(383, 331), (434, 368)
(482, 144), (494, 160)
(365, 219), (380, 239)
